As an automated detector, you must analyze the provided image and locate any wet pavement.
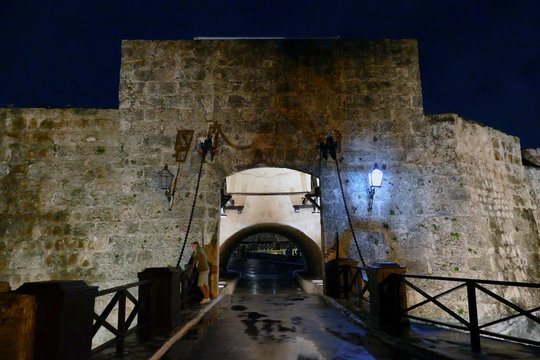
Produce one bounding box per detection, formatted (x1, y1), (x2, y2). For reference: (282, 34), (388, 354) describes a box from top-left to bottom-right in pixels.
(93, 256), (540, 359)
(161, 257), (421, 360)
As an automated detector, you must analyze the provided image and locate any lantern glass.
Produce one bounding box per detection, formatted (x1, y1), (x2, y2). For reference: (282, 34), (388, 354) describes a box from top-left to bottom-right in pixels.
(158, 165), (174, 190)
(369, 166), (383, 188)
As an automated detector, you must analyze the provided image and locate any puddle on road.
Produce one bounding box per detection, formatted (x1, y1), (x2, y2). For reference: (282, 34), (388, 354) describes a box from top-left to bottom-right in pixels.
(231, 305), (247, 311)
(241, 319), (260, 338)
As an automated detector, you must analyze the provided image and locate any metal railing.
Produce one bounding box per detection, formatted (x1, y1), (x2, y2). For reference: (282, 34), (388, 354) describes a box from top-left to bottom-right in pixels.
(339, 265), (370, 304)
(389, 274), (540, 350)
(179, 270), (199, 309)
(91, 279), (152, 356)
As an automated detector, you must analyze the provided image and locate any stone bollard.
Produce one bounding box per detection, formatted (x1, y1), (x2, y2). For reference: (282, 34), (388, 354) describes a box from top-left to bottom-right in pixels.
(367, 262), (409, 332)
(15, 281), (98, 360)
(0, 282), (36, 360)
(138, 267), (183, 335)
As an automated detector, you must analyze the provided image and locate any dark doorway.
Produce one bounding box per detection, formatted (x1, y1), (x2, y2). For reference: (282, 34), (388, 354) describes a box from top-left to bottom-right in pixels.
(227, 233), (306, 294)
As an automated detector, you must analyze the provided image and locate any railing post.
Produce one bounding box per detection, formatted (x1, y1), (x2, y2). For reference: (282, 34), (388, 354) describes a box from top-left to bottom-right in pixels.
(466, 280), (481, 351)
(343, 265), (350, 299)
(0, 283), (35, 360)
(15, 280), (97, 360)
(138, 267), (183, 334)
(367, 262), (408, 332)
(325, 258), (359, 298)
(116, 289), (126, 356)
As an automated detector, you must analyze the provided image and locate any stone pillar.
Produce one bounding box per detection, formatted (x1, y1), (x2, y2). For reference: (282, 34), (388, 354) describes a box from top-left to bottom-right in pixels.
(0, 283), (36, 360)
(138, 267), (183, 334)
(15, 281), (98, 360)
(367, 262), (408, 331)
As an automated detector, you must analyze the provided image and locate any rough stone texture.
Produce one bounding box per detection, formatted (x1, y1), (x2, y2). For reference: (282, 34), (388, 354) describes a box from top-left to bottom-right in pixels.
(1, 40), (539, 330)
(522, 148), (540, 167)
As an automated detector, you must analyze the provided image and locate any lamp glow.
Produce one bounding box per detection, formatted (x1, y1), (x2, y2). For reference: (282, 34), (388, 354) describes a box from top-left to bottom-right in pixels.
(368, 163), (383, 211)
(369, 165), (383, 187)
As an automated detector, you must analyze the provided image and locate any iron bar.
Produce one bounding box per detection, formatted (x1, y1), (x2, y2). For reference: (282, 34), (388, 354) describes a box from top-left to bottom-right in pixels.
(479, 329), (540, 348)
(116, 290), (127, 356)
(399, 277), (470, 327)
(405, 283), (467, 313)
(398, 274), (540, 288)
(467, 281), (481, 351)
(96, 280), (152, 296)
(480, 305), (540, 329)
(404, 314), (470, 332)
(228, 191), (310, 196)
(475, 284), (540, 324)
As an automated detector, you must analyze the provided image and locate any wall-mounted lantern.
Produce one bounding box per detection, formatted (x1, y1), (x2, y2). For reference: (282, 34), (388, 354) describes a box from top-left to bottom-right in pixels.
(157, 164), (174, 201)
(368, 163), (383, 211)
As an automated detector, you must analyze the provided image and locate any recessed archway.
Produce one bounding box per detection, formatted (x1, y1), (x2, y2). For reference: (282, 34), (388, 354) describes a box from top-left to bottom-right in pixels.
(220, 223), (323, 277)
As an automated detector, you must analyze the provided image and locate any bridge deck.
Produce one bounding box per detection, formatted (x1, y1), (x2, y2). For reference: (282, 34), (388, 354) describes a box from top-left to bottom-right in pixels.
(162, 258), (406, 360)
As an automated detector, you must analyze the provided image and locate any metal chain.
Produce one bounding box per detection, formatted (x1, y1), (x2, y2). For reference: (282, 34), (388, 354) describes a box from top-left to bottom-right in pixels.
(334, 158), (367, 267)
(176, 154), (205, 268)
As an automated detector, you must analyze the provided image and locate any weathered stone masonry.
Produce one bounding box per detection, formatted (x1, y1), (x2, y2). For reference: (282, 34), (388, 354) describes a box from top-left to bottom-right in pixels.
(1, 40), (539, 312)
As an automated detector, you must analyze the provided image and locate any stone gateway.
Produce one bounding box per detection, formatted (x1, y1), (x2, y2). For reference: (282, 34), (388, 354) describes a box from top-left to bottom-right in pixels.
(1, 40), (539, 321)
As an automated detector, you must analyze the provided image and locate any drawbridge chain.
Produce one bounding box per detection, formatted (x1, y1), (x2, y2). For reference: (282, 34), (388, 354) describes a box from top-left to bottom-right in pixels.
(175, 127), (218, 269)
(318, 135), (366, 268)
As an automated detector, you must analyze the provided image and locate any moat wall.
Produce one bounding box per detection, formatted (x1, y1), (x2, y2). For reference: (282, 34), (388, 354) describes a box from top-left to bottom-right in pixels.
(1, 40), (538, 317)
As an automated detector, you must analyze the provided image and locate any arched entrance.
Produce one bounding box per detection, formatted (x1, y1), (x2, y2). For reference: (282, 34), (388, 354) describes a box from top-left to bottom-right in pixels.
(220, 223), (323, 277)
(217, 167), (323, 287)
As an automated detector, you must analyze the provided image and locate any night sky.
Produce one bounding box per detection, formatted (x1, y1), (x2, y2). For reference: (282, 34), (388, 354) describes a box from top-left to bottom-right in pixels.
(1, 0), (538, 148)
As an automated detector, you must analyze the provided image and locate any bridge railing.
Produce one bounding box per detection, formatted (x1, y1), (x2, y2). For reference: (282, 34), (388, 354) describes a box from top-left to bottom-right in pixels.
(91, 268), (200, 356)
(389, 274), (540, 351)
(335, 262), (540, 351)
(91, 279), (153, 356)
(5, 267), (200, 360)
(338, 264), (370, 305)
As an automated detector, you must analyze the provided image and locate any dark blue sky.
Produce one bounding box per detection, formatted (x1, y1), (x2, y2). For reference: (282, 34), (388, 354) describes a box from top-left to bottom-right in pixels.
(1, 0), (538, 148)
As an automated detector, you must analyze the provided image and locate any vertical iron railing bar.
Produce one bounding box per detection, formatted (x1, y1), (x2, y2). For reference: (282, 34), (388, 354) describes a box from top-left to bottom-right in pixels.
(405, 283), (467, 313)
(116, 290), (127, 356)
(404, 314), (470, 331)
(478, 329), (540, 347)
(344, 266), (355, 295)
(125, 296), (143, 329)
(479, 305), (540, 329)
(343, 265), (350, 298)
(466, 281), (481, 351)
(399, 277), (471, 327)
(352, 268), (360, 296)
(475, 284), (540, 324)
(92, 292), (121, 336)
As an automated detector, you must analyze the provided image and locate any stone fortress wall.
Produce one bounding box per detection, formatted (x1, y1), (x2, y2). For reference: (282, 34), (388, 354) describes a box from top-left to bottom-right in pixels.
(1, 40), (538, 319)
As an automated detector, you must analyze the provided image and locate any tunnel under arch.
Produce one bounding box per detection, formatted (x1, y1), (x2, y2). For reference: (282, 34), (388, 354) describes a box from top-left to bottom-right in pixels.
(220, 223), (323, 277)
